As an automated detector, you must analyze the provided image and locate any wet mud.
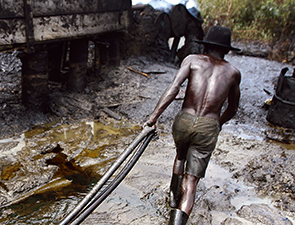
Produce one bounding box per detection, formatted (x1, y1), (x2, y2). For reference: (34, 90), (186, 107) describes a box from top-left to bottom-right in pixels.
(0, 50), (294, 224)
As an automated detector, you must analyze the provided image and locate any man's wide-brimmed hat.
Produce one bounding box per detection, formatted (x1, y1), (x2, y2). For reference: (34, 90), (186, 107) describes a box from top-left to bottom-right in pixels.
(196, 26), (240, 51)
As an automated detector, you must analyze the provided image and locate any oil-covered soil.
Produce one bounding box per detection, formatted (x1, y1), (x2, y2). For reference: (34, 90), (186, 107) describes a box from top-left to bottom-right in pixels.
(81, 53), (295, 225)
(0, 49), (295, 224)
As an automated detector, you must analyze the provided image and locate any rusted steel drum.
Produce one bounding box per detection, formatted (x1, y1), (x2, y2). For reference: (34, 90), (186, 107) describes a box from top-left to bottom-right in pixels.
(68, 39), (88, 92)
(170, 4), (188, 37)
(267, 67), (295, 129)
(20, 50), (49, 112)
(47, 42), (64, 82)
(155, 12), (171, 41)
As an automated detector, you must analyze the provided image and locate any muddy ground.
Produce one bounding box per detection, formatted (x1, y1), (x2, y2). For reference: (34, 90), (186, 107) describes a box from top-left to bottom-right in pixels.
(81, 53), (295, 225)
(0, 47), (295, 224)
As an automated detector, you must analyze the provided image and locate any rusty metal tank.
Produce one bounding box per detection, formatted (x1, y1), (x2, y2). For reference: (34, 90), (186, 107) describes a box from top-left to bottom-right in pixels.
(0, 0), (131, 52)
(267, 67), (295, 129)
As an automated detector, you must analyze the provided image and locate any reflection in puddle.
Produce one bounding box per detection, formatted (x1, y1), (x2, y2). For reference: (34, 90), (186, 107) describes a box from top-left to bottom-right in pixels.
(0, 134), (26, 159)
(0, 118), (141, 224)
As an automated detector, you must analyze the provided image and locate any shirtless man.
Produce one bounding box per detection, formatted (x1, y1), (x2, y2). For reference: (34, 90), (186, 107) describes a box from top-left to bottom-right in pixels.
(143, 26), (241, 225)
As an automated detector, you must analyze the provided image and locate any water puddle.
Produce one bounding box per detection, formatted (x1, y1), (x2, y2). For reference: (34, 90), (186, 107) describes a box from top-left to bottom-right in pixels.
(0, 118), (141, 224)
(205, 163), (295, 224)
(205, 163), (272, 209)
(0, 134), (26, 159)
(224, 119), (295, 150)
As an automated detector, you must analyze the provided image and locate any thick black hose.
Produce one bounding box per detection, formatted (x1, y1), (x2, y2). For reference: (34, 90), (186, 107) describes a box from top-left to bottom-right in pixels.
(70, 132), (155, 225)
(70, 133), (152, 222)
(73, 133), (152, 216)
(59, 126), (155, 225)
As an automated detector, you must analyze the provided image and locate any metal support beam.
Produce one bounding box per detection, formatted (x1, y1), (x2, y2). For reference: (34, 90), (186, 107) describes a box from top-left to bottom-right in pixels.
(23, 0), (35, 53)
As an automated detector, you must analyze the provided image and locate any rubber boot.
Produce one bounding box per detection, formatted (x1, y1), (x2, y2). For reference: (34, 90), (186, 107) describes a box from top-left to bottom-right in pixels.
(169, 174), (183, 208)
(168, 209), (189, 225)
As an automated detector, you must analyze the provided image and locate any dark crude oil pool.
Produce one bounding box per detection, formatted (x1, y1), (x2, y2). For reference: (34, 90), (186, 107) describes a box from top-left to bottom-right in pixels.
(0, 118), (141, 224)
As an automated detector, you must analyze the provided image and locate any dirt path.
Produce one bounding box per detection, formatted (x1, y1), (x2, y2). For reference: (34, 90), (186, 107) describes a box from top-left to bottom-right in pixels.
(81, 54), (295, 224)
(0, 52), (294, 224)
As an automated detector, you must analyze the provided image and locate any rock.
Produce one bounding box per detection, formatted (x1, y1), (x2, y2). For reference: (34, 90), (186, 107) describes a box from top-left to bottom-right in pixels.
(49, 92), (93, 118)
(272, 197), (295, 216)
(190, 205), (212, 225)
(0, 51), (22, 104)
(189, 185), (236, 224)
(102, 107), (122, 120)
(269, 33), (295, 65)
(197, 185), (235, 212)
(231, 41), (271, 58)
(221, 217), (245, 225)
(237, 203), (292, 225)
(233, 148), (295, 215)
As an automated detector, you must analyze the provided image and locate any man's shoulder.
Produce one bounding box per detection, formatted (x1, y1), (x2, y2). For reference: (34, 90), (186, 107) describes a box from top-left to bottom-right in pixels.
(228, 63), (241, 77)
(181, 54), (210, 67)
(184, 54), (208, 61)
(224, 63), (241, 84)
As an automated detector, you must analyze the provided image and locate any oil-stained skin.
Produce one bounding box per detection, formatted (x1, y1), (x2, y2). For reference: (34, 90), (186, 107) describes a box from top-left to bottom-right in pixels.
(148, 54), (241, 127)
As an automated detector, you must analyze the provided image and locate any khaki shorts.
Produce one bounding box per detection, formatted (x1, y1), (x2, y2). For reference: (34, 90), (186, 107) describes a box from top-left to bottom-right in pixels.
(172, 111), (220, 178)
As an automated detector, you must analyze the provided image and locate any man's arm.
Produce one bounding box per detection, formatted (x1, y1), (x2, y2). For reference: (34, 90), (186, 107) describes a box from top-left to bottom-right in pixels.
(219, 71), (241, 128)
(145, 63), (191, 126)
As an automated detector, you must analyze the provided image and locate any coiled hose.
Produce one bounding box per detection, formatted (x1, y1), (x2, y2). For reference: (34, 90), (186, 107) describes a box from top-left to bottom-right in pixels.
(59, 126), (156, 225)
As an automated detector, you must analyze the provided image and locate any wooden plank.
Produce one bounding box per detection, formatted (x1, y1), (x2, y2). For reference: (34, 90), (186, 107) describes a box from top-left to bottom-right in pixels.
(0, 11), (129, 46)
(0, 0), (131, 18)
(0, 0), (24, 18)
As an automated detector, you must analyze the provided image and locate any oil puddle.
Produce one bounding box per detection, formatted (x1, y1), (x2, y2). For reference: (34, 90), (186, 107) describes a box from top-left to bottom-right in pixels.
(0, 118), (141, 224)
(271, 141), (295, 150)
(264, 124), (295, 149)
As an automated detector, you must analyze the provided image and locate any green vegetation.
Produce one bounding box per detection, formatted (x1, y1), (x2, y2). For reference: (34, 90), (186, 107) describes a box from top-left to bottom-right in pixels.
(197, 0), (295, 43)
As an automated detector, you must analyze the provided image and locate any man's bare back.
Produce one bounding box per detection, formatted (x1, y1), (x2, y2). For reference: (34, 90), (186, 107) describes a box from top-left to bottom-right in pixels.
(146, 54), (241, 127)
(181, 54), (241, 122)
